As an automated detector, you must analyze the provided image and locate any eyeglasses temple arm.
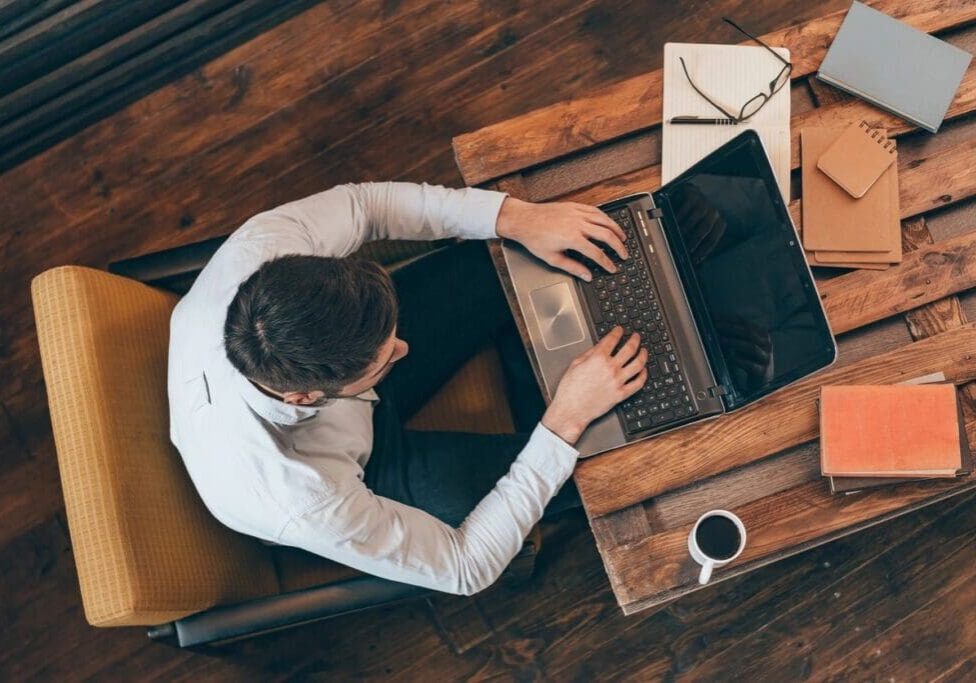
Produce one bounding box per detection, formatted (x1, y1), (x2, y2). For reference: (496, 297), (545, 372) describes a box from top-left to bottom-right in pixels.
(678, 57), (738, 121)
(722, 17), (792, 68)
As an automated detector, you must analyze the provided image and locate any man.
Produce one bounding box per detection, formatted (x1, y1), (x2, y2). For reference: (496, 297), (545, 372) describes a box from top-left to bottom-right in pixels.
(169, 182), (648, 596)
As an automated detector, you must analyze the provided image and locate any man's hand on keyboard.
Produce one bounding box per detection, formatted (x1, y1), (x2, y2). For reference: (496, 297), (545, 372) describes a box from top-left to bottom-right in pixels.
(541, 326), (648, 446)
(496, 197), (629, 282)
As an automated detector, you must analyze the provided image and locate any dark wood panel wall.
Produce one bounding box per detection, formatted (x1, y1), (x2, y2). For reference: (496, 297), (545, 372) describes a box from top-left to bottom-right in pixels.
(0, 0), (323, 172)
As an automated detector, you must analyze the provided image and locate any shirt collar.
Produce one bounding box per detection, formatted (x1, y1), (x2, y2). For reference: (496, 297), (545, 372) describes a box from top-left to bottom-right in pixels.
(234, 371), (379, 425)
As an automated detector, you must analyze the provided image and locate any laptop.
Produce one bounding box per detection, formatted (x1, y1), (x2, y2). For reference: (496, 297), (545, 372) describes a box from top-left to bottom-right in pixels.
(505, 130), (837, 457)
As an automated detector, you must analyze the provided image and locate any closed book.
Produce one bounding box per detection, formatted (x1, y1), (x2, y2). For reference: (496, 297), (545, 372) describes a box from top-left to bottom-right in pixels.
(820, 384), (962, 477)
(829, 395), (971, 493)
(816, 1), (971, 134)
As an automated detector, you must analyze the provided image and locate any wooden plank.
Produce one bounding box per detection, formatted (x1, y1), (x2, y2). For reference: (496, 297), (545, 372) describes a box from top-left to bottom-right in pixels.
(593, 218), (976, 613)
(0, 0), (239, 126)
(606, 459), (976, 611)
(667, 490), (976, 680)
(0, 0), (75, 42)
(557, 125), (976, 215)
(789, 54), (976, 169)
(0, 0), (324, 172)
(480, 28), (976, 205)
(0, 1), (185, 92)
(902, 216), (968, 339)
(575, 322), (976, 518)
(819, 228), (976, 335)
(822, 574), (976, 680)
(452, 0), (976, 186)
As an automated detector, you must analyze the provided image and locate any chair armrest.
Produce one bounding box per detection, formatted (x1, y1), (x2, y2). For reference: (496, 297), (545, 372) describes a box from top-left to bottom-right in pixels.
(109, 236), (228, 294)
(108, 235), (455, 295)
(151, 576), (430, 647)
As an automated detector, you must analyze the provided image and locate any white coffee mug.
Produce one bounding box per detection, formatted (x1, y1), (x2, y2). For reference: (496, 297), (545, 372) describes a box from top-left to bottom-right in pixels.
(688, 510), (747, 585)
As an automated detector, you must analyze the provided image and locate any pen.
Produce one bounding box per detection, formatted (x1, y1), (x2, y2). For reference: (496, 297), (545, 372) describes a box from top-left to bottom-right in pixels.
(669, 116), (738, 125)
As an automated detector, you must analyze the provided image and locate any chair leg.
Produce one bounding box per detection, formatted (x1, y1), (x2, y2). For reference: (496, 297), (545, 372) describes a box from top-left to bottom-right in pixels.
(146, 622), (177, 643)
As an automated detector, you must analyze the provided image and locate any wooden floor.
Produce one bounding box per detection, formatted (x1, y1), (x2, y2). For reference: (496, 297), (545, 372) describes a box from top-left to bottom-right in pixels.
(3, 0), (976, 680)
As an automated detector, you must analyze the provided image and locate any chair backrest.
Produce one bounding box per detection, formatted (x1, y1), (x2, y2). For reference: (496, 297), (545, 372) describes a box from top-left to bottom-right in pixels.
(32, 266), (278, 626)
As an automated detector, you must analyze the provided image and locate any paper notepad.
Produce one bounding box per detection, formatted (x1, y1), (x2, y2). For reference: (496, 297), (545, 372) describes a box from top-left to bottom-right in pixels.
(663, 43), (791, 201)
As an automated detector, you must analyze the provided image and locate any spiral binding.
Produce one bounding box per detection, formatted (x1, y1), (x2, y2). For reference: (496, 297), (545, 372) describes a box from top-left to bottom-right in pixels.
(858, 120), (896, 153)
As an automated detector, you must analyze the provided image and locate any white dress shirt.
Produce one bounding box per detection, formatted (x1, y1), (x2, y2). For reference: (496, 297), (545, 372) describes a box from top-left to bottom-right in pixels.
(168, 183), (579, 595)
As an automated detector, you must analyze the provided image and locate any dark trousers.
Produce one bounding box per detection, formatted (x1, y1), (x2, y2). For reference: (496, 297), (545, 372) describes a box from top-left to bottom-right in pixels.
(363, 240), (581, 526)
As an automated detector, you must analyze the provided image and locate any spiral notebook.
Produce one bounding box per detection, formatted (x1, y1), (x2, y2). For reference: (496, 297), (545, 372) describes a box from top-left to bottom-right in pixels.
(817, 121), (897, 198)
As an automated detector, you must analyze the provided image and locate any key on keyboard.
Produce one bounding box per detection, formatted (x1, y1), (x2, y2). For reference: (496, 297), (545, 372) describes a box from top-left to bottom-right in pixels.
(578, 206), (699, 434)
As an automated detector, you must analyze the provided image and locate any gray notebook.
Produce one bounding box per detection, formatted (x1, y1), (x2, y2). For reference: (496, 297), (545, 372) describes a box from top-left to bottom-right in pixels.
(817, 1), (971, 133)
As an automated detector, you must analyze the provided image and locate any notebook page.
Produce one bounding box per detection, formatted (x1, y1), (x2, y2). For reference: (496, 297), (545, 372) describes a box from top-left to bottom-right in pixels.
(662, 43), (791, 201)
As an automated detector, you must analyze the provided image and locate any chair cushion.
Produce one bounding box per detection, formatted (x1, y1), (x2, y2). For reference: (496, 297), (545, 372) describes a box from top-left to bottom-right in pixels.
(407, 345), (515, 434)
(32, 267), (279, 626)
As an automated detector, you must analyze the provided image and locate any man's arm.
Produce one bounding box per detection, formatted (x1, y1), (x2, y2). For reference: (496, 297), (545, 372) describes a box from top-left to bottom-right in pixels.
(280, 424), (577, 596)
(278, 327), (648, 595)
(255, 181), (632, 280)
(261, 182), (506, 258)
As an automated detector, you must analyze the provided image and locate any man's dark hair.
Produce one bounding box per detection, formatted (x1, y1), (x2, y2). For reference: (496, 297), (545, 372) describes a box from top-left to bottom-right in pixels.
(224, 254), (398, 395)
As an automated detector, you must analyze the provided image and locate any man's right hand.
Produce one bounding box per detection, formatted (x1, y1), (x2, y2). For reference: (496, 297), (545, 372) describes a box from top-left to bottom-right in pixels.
(542, 326), (648, 446)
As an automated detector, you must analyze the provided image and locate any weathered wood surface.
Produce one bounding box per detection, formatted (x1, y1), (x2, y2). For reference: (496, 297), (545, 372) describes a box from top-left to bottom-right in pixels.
(608, 460), (976, 612)
(576, 323), (976, 517)
(461, 23), (976, 210)
(455, 13), (976, 618)
(821, 228), (976, 334)
(452, 0), (976, 186)
(597, 212), (976, 614)
(556, 102), (976, 210)
(0, 0), (324, 172)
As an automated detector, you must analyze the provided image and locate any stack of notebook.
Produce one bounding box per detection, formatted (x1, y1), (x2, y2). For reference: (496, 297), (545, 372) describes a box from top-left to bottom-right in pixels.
(799, 122), (902, 270)
(819, 384), (972, 495)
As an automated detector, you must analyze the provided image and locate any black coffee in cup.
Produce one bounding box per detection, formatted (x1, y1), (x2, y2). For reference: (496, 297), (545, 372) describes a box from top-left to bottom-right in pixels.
(695, 514), (742, 560)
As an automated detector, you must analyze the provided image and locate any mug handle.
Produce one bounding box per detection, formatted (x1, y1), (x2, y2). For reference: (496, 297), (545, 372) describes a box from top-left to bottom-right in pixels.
(698, 559), (715, 585)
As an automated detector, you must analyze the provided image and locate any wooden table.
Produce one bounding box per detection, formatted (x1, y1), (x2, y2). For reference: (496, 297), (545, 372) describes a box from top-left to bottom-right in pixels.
(452, 0), (976, 615)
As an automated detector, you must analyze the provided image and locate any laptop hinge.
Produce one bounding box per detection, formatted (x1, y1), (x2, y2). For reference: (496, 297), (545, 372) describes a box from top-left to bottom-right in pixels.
(647, 207), (664, 219)
(707, 384), (729, 398)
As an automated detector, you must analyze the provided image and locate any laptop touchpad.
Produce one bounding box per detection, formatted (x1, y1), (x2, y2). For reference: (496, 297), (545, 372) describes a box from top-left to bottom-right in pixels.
(530, 282), (585, 350)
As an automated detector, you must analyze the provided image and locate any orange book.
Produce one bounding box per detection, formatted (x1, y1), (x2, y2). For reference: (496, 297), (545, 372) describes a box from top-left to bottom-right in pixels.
(820, 384), (962, 477)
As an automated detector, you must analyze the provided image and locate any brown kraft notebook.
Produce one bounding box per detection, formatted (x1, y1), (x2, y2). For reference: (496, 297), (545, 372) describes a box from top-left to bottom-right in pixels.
(814, 136), (901, 266)
(820, 384), (963, 478)
(817, 120), (897, 198)
(800, 127), (895, 253)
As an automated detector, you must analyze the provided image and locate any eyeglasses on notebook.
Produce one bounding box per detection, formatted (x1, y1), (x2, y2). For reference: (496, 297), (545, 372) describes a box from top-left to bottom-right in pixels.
(670, 18), (793, 126)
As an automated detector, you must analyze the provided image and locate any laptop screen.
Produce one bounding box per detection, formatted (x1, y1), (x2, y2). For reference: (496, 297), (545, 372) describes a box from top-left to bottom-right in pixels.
(655, 131), (836, 410)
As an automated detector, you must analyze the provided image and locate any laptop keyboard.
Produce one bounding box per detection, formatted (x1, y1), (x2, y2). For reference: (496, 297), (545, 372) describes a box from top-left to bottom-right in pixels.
(578, 205), (699, 434)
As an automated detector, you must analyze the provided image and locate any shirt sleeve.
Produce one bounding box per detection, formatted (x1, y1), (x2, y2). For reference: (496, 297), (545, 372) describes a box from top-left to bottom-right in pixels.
(277, 423), (578, 596)
(247, 181), (508, 259)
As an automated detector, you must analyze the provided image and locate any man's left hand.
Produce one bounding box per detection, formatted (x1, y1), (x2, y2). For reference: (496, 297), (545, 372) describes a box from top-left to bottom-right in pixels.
(495, 197), (629, 281)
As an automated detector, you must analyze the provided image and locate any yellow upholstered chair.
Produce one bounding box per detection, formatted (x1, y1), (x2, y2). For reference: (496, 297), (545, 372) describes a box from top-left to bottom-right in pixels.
(32, 240), (529, 646)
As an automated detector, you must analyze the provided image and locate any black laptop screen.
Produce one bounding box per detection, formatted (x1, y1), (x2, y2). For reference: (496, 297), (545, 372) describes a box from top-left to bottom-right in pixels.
(655, 131), (836, 410)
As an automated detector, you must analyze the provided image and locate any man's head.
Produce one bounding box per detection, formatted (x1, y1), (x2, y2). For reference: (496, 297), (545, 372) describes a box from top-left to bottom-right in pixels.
(224, 255), (408, 404)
